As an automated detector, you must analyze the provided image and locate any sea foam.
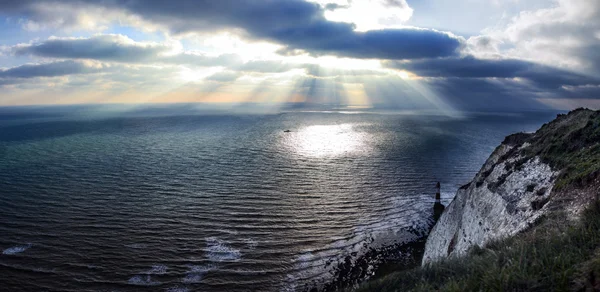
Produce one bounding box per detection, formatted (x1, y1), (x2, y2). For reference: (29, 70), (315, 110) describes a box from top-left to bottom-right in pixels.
(182, 264), (216, 283)
(147, 265), (167, 275)
(205, 237), (241, 262)
(127, 275), (160, 286)
(2, 243), (32, 255)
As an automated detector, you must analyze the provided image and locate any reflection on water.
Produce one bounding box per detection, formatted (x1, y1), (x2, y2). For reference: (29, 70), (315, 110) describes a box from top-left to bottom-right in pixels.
(283, 124), (370, 157)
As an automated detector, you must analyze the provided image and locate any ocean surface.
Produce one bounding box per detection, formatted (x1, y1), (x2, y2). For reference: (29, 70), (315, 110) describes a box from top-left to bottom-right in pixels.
(0, 105), (558, 291)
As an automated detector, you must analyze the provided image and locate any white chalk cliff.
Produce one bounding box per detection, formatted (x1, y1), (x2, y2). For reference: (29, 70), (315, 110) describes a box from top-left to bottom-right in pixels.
(422, 141), (557, 264)
(422, 108), (600, 266)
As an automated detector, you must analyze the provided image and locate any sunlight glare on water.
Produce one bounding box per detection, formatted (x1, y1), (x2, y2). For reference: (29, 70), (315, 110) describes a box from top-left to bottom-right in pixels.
(285, 124), (370, 157)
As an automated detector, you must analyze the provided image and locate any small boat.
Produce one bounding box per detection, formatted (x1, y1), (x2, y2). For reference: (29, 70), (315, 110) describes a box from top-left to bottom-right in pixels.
(283, 130), (291, 133)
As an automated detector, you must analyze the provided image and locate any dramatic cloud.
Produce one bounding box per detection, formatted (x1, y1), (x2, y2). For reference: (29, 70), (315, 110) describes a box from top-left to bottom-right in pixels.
(9, 35), (388, 77)
(0, 1), (129, 31)
(0, 0), (463, 60)
(385, 56), (600, 89)
(384, 55), (600, 111)
(422, 77), (548, 111)
(13, 35), (170, 62)
(273, 26), (462, 59)
(0, 60), (102, 78)
(0, 0), (598, 109)
(11, 35), (243, 67)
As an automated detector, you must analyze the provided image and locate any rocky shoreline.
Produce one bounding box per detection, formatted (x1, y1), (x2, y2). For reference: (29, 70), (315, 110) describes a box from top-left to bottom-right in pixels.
(304, 199), (445, 291)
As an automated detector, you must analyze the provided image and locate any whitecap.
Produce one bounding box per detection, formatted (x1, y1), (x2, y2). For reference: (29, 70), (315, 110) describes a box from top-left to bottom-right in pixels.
(281, 274), (297, 292)
(128, 275), (160, 286)
(205, 237), (241, 262)
(2, 243), (32, 255)
(294, 252), (314, 269)
(147, 265), (167, 275)
(182, 273), (202, 284)
(166, 287), (189, 292)
(188, 264), (216, 273)
(182, 264), (215, 284)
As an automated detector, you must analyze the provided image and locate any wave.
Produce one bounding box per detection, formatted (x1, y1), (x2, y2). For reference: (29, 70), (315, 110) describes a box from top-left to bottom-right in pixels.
(205, 237), (241, 262)
(2, 243), (32, 255)
(182, 264), (216, 284)
(147, 265), (167, 275)
(127, 265), (167, 286)
(127, 275), (160, 286)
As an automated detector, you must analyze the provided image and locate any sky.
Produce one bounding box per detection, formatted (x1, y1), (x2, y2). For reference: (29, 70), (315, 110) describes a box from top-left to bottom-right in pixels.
(0, 0), (599, 112)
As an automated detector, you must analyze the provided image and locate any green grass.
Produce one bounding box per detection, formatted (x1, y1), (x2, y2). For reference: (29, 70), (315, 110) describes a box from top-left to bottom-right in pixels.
(522, 109), (600, 190)
(358, 201), (600, 292)
(495, 109), (600, 191)
(478, 109), (600, 192)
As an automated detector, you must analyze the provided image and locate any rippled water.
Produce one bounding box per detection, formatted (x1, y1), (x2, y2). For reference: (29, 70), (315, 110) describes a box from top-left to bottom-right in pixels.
(0, 107), (557, 291)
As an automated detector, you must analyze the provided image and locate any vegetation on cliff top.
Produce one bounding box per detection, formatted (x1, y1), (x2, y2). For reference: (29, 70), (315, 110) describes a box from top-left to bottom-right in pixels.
(502, 108), (600, 190)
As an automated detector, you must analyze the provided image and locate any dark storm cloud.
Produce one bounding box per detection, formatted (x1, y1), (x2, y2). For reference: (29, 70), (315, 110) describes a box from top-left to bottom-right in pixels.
(561, 85), (600, 100)
(0, 60), (99, 78)
(13, 35), (166, 62)
(383, 56), (600, 108)
(270, 25), (461, 59)
(425, 77), (547, 110)
(384, 56), (600, 90)
(12, 35), (242, 67)
(0, 0), (463, 60)
(385, 57), (529, 78)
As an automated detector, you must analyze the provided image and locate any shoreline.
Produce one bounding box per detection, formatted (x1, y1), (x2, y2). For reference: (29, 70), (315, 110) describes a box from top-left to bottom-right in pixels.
(305, 201), (445, 291)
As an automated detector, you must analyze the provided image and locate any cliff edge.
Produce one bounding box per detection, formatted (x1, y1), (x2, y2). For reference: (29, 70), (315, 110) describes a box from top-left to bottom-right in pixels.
(423, 108), (600, 265)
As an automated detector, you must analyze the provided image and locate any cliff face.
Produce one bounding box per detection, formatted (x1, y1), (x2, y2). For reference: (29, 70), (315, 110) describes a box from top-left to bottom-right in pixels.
(423, 109), (600, 265)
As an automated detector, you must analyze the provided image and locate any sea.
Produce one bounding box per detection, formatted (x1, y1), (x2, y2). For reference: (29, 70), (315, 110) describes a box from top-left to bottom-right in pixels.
(0, 105), (558, 291)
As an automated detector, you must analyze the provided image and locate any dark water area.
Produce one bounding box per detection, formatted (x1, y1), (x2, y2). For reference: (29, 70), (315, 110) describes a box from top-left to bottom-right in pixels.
(0, 106), (558, 291)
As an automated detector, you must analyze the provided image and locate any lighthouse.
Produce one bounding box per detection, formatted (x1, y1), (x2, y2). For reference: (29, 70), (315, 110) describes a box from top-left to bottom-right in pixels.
(428, 182), (446, 232)
(435, 182), (441, 204)
(433, 182), (445, 217)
